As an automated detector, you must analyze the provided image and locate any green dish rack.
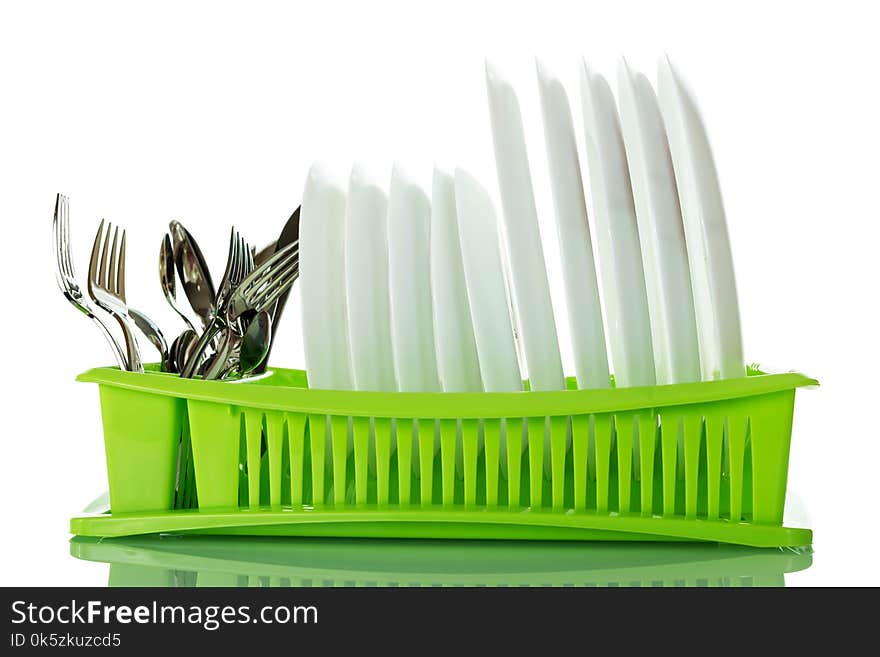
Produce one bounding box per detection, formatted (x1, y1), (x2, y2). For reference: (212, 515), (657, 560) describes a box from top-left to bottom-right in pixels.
(70, 364), (817, 547)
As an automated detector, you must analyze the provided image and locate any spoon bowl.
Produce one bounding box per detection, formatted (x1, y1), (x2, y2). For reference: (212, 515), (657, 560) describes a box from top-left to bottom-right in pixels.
(169, 220), (216, 330)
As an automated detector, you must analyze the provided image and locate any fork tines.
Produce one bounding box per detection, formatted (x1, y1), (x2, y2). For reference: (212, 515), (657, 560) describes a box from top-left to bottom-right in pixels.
(90, 219), (129, 302)
(229, 241), (299, 318)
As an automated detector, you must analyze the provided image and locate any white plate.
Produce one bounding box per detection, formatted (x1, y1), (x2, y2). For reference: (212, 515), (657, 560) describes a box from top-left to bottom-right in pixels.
(657, 56), (744, 380)
(455, 168), (523, 474)
(485, 60), (565, 393)
(536, 59), (611, 390)
(454, 168), (521, 393)
(617, 59), (701, 385)
(387, 164), (441, 393)
(430, 167), (482, 393)
(579, 61), (656, 388)
(345, 164), (397, 392)
(300, 162), (354, 390)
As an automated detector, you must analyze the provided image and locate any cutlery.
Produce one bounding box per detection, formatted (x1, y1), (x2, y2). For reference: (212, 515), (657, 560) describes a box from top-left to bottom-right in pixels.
(618, 59), (701, 385)
(485, 60), (565, 393)
(300, 165), (352, 390)
(169, 329), (197, 374)
(52, 194), (128, 370)
(253, 206), (301, 374)
(657, 56), (744, 380)
(387, 165), (441, 393)
(579, 60), (655, 388)
(128, 307), (170, 371)
(430, 167), (482, 393)
(159, 234), (197, 334)
(182, 241), (296, 378)
(253, 242), (276, 268)
(87, 220), (143, 372)
(199, 230), (256, 379)
(536, 59), (611, 390)
(169, 220), (216, 330)
(236, 310), (272, 377)
(181, 228), (255, 378)
(345, 164), (396, 392)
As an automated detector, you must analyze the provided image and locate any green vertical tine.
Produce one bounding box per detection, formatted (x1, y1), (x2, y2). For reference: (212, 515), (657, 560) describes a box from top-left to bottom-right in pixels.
(265, 412), (284, 507)
(639, 414), (656, 517)
(593, 414), (613, 514)
(286, 413), (306, 506)
(374, 417), (391, 506)
(396, 419), (412, 505)
(527, 417), (545, 508)
(462, 419), (479, 507)
(244, 410), (262, 507)
(308, 413), (326, 505)
(549, 416), (568, 510)
(705, 413), (723, 520)
(330, 415), (348, 505)
(572, 415), (589, 511)
(506, 419), (522, 509)
(683, 413), (703, 519)
(483, 419), (501, 508)
(439, 419), (457, 507)
(660, 413), (678, 516)
(352, 417), (370, 505)
(419, 419), (434, 506)
(615, 413), (634, 514)
(727, 413), (748, 522)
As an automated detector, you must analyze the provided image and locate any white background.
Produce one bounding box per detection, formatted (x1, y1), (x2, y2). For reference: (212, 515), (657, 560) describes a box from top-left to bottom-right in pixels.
(1, 0), (878, 586)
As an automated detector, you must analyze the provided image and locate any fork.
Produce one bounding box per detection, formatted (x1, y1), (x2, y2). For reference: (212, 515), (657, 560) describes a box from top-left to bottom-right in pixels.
(87, 219), (144, 372)
(181, 240), (298, 378)
(180, 228), (254, 377)
(52, 194), (128, 370)
(201, 230), (256, 378)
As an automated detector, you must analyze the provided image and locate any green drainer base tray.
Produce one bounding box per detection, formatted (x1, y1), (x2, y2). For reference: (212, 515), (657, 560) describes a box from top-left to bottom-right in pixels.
(70, 500), (812, 548)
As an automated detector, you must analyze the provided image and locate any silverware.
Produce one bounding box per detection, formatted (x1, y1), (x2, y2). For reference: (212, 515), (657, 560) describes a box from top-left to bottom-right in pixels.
(169, 329), (198, 374)
(181, 241), (298, 378)
(169, 220), (216, 330)
(199, 229), (255, 379)
(160, 234), (197, 334)
(238, 310), (272, 375)
(254, 206), (300, 374)
(87, 219), (144, 372)
(181, 228), (255, 377)
(253, 242), (276, 268)
(52, 194), (128, 370)
(128, 307), (170, 371)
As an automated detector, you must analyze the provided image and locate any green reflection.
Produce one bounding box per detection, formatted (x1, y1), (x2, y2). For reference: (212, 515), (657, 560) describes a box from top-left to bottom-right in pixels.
(70, 535), (810, 587)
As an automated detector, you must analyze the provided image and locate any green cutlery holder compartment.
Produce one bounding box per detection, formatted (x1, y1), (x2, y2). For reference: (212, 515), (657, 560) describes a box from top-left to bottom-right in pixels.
(74, 364), (816, 547)
(97, 384), (185, 514)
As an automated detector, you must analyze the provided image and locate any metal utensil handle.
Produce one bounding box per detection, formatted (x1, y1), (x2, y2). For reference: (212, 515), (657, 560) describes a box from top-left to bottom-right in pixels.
(180, 319), (224, 378)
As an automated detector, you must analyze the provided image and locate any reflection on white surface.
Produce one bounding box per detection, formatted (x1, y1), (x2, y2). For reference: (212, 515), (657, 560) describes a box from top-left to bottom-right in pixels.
(71, 535), (811, 587)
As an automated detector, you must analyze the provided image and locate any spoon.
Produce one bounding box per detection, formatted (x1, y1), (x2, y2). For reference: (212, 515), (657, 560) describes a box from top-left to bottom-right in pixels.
(208, 311), (272, 379)
(238, 310), (273, 376)
(169, 328), (198, 374)
(169, 220), (216, 330)
(129, 307), (170, 371)
(159, 234), (197, 333)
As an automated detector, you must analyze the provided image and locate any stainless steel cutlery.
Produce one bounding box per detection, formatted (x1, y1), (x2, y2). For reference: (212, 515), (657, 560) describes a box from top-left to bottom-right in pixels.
(53, 196), (299, 381)
(87, 220), (143, 373)
(181, 239), (297, 379)
(53, 195), (128, 370)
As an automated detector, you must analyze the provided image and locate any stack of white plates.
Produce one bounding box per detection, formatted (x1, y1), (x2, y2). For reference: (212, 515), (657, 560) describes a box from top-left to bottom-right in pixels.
(298, 56), (745, 473)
